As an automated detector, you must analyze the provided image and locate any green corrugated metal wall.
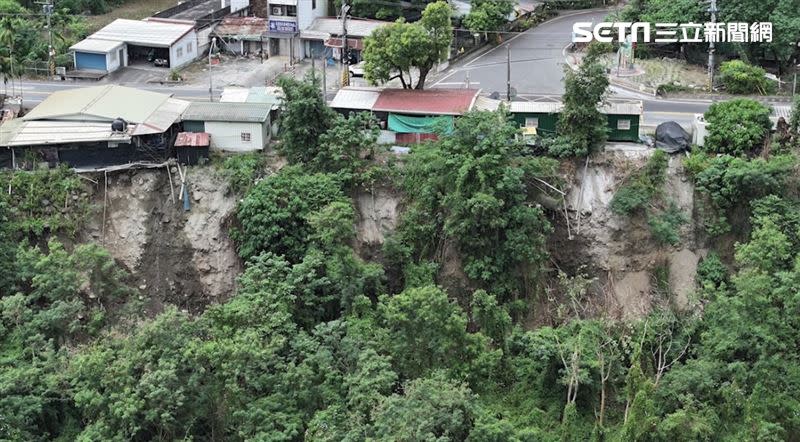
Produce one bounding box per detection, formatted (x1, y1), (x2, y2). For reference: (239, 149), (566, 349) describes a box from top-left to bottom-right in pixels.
(511, 112), (559, 136)
(606, 114), (640, 142)
(183, 121), (205, 133)
(509, 111), (639, 141)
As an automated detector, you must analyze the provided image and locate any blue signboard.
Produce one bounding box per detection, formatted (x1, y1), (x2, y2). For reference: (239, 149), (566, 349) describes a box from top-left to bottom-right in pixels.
(269, 20), (298, 34)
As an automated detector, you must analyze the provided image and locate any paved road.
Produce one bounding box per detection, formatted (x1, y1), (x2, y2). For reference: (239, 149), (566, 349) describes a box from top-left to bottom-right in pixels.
(431, 9), (716, 129)
(433, 9), (607, 95)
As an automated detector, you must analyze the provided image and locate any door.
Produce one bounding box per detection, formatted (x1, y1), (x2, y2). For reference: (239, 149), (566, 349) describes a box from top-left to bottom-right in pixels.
(75, 51), (106, 71)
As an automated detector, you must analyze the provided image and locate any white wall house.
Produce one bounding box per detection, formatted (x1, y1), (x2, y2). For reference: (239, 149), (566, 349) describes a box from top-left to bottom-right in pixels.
(169, 28), (198, 68)
(70, 18), (199, 72)
(181, 102), (271, 151)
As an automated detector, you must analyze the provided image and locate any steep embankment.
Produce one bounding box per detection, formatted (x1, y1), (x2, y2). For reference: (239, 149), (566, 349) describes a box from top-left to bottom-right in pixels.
(72, 148), (704, 321)
(549, 146), (704, 320)
(80, 167), (240, 314)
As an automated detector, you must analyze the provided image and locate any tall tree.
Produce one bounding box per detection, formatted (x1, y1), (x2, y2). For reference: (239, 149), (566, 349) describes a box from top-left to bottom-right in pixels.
(549, 55), (609, 158)
(464, 0), (516, 38)
(276, 74), (336, 164)
(363, 1), (453, 89)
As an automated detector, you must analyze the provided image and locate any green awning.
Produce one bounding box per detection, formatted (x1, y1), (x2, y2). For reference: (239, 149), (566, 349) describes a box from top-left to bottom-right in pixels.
(388, 113), (454, 134)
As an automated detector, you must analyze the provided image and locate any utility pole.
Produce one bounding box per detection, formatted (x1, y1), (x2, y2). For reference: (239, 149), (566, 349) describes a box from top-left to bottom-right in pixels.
(793, 57), (797, 97)
(311, 50), (316, 80)
(506, 44), (511, 101)
(340, 0), (350, 88)
(321, 51), (327, 100)
(37, 1), (55, 77)
(208, 37), (216, 102)
(707, 0), (718, 90)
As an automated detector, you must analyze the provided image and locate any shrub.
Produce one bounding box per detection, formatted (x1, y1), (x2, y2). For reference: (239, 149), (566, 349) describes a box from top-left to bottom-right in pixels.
(611, 150), (668, 216)
(648, 204), (687, 246)
(718, 60), (774, 95)
(220, 152), (268, 193)
(696, 253), (728, 289)
(702, 99), (772, 156)
(790, 96), (800, 133)
(0, 166), (92, 236)
(233, 166), (348, 262)
(586, 41), (614, 59)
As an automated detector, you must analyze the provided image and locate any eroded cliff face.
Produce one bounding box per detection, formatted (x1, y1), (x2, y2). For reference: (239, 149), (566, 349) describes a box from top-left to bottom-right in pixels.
(71, 147), (704, 321)
(550, 145), (705, 321)
(80, 167), (240, 315)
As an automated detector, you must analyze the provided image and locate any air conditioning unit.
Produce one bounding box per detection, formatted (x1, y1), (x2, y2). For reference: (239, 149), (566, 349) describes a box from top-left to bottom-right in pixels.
(272, 6), (282, 15)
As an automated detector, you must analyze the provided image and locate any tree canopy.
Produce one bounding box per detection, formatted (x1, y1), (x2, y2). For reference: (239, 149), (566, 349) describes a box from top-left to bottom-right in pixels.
(362, 1), (453, 89)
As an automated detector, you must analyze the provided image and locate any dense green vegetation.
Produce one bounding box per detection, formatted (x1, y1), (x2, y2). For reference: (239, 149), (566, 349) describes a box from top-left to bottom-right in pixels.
(619, 0), (800, 75)
(718, 60), (776, 95)
(4, 75), (800, 440)
(362, 1), (453, 89)
(464, 0), (516, 35)
(548, 53), (609, 157)
(701, 99), (773, 156)
(0, 2), (88, 73)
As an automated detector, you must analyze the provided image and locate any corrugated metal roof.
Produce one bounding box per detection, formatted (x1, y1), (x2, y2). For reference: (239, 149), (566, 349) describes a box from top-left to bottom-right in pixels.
(474, 96), (501, 111)
(23, 85), (172, 124)
(0, 121), (131, 147)
(70, 38), (124, 53)
(600, 100), (643, 116)
(133, 97), (190, 136)
(330, 87), (381, 110)
(182, 102), (270, 122)
(373, 88), (481, 116)
(306, 17), (390, 38)
(220, 86), (282, 108)
(510, 101), (564, 113)
(88, 18), (195, 47)
(773, 105), (791, 120)
(214, 17), (267, 40)
(175, 132), (210, 147)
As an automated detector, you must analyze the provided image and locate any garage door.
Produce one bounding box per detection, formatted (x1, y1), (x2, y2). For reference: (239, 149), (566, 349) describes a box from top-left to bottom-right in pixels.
(75, 51), (107, 71)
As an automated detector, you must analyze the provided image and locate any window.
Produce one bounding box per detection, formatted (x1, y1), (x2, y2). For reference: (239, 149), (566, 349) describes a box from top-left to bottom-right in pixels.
(187, 42), (193, 53)
(524, 117), (539, 128)
(241, 132), (252, 142)
(617, 119), (631, 130)
(110, 50), (117, 62)
(312, 0), (316, 9)
(287, 5), (297, 16)
(176, 47), (183, 58)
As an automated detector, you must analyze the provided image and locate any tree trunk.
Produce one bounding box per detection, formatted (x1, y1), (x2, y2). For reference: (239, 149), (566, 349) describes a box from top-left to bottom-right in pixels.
(415, 66), (430, 90)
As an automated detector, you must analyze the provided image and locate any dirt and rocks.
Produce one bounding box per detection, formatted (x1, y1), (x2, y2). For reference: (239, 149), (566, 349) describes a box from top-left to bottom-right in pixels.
(70, 146), (705, 322)
(82, 166), (240, 315)
(550, 145), (706, 321)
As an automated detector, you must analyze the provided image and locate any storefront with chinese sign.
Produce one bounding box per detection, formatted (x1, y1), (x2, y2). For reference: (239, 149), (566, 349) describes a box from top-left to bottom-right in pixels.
(266, 19), (298, 58)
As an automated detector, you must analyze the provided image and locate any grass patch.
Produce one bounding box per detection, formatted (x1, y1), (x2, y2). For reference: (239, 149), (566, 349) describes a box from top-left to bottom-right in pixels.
(84, 0), (177, 31)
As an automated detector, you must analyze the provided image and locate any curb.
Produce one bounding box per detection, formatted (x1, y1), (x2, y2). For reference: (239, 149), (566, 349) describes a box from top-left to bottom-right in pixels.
(661, 92), (794, 104)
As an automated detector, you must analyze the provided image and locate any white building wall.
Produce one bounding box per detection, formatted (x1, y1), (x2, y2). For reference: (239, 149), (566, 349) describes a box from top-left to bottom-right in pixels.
(169, 29), (199, 68)
(296, 0), (326, 31)
(205, 121), (267, 151)
(105, 45), (127, 73)
(196, 25), (217, 55)
(230, 0), (249, 13)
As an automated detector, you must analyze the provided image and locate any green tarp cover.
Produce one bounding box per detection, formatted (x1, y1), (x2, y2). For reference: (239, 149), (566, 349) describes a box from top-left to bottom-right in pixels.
(388, 113), (454, 134)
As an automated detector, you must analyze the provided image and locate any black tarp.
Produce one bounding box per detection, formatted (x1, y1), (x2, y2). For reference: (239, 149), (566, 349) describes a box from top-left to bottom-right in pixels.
(655, 121), (691, 154)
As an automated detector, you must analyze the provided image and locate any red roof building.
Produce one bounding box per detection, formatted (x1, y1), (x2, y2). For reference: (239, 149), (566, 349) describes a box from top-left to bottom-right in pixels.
(372, 88), (481, 116)
(175, 132), (210, 147)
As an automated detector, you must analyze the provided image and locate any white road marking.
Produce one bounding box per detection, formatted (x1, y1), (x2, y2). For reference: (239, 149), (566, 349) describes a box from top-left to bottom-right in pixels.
(432, 9), (608, 87)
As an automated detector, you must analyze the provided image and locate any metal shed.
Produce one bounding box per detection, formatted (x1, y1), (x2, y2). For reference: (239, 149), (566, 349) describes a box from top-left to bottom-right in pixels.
(181, 102), (271, 152)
